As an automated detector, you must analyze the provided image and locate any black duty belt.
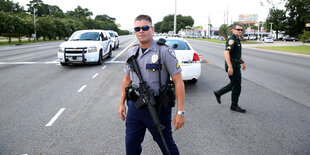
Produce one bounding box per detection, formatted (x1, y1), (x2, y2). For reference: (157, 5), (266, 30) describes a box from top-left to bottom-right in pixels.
(230, 58), (242, 64)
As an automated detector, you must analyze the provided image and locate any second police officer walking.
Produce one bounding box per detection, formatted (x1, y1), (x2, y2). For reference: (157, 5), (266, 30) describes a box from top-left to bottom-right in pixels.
(118, 15), (185, 154)
(214, 23), (247, 113)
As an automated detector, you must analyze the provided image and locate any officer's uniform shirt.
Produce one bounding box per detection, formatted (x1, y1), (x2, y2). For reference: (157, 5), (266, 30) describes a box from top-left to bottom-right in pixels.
(124, 40), (182, 96)
(225, 34), (242, 70)
(226, 34), (242, 59)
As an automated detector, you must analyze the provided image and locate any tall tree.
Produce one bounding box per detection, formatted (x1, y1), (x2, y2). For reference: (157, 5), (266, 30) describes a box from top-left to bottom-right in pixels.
(0, 0), (24, 13)
(264, 7), (286, 39)
(95, 14), (115, 23)
(285, 0), (310, 37)
(219, 24), (229, 39)
(66, 6), (93, 19)
(155, 14), (194, 33)
(27, 0), (64, 17)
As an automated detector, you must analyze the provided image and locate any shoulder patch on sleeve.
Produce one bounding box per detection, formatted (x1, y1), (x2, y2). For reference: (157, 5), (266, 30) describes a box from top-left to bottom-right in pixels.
(228, 39), (234, 45)
(168, 48), (176, 58)
(176, 61), (180, 69)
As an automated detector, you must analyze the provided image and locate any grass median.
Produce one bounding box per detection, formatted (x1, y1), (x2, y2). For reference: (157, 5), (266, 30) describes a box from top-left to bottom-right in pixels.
(189, 38), (258, 44)
(256, 46), (310, 55)
(188, 38), (310, 55)
(0, 39), (60, 46)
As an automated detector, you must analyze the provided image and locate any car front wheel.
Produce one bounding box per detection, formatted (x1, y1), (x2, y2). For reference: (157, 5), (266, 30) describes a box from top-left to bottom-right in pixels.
(97, 50), (103, 65)
(60, 62), (68, 66)
(107, 47), (112, 58)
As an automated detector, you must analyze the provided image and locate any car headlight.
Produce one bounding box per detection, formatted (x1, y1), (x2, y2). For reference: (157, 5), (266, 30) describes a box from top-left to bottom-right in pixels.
(88, 47), (98, 53)
(59, 47), (64, 53)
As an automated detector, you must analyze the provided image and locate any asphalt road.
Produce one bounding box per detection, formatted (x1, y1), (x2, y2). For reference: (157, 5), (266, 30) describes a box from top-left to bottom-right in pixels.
(0, 36), (309, 154)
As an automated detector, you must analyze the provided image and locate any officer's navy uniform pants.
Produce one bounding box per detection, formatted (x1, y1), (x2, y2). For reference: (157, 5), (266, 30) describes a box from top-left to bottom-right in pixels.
(126, 100), (179, 155)
(218, 65), (242, 107)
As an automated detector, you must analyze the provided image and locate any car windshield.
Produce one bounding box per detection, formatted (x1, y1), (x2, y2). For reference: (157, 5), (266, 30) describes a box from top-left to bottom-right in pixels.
(165, 40), (191, 50)
(69, 32), (100, 41)
(109, 32), (115, 37)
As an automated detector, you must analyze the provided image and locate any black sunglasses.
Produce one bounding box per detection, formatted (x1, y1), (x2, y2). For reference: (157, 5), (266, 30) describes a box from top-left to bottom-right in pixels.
(134, 25), (152, 32)
(235, 29), (243, 31)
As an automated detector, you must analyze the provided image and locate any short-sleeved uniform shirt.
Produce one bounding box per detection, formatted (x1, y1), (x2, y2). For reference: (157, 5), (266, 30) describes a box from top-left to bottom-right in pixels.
(124, 40), (182, 96)
(225, 34), (242, 70)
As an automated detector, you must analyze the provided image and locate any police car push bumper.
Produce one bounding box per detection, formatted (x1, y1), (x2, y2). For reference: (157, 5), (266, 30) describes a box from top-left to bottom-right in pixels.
(58, 49), (100, 63)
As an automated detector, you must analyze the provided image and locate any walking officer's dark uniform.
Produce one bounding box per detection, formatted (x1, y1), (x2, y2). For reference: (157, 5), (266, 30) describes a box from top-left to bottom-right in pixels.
(214, 34), (246, 113)
(124, 40), (181, 154)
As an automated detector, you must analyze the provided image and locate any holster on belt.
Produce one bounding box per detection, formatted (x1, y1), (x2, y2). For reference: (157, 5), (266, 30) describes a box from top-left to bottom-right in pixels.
(125, 84), (139, 102)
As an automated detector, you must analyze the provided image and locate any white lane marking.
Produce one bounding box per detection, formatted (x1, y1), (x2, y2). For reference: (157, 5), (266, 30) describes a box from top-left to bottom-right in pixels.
(101, 65), (107, 70)
(45, 108), (66, 127)
(108, 40), (136, 62)
(92, 73), (99, 79)
(0, 62), (59, 65)
(0, 62), (38, 64)
(77, 85), (87, 92)
(105, 61), (126, 64)
(7, 54), (34, 60)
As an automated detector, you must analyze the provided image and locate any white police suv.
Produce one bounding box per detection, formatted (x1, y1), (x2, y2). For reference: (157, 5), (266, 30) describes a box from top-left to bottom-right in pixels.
(58, 30), (112, 66)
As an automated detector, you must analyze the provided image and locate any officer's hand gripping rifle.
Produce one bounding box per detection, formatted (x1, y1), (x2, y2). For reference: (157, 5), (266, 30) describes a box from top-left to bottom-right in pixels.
(126, 55), (171, 155)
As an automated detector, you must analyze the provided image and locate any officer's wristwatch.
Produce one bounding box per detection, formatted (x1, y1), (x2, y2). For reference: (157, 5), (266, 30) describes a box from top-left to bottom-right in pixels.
(176, 111), (185, 117)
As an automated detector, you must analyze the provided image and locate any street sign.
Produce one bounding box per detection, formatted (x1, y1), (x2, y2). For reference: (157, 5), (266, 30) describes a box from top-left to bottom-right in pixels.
(239, 14), (258, 24)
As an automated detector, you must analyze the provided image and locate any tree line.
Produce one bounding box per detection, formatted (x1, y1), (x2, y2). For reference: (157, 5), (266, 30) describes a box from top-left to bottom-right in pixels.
(154, 14), (194, 33)
(0, 0), (129, 43)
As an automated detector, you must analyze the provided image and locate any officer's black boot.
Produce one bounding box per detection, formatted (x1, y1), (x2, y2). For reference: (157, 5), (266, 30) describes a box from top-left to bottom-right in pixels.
(213, 91), (221, 104)
(230, 106), (246, 113)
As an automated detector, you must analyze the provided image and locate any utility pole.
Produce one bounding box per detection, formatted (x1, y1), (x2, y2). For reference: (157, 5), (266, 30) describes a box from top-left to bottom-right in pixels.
(174, 0), (177, 35)
(257, 22), (260, 42)
(270, 22), (273, 37)
(33, 7), (37, 42)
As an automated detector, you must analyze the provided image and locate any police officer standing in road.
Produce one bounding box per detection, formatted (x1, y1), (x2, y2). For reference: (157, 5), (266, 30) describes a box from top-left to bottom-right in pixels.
(118, 15), (185, 154)
(214, 24), (246, 113)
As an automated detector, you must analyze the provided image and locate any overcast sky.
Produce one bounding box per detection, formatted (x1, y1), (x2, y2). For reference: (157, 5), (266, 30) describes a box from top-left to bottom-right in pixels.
(13, 0), (286, 30)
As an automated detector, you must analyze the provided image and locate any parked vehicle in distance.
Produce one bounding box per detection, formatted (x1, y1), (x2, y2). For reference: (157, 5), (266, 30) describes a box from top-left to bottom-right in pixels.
(249, 36), (257, 40)
(58, 30), (112, 66)
(283, 37), (298, 42)
(264, 37), (274, 43)
(106, 30), (119, 50)
(243, 36), (249, 40)
(154, 37), (201, 84)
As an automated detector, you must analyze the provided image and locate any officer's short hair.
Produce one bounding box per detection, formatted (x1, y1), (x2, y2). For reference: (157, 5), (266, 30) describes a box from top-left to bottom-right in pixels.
(233, 23), (242, 29)
(135, 15), (152, 25)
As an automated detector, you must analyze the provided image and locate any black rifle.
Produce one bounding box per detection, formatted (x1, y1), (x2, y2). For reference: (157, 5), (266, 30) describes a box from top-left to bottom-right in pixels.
(126, 55), (171, 155)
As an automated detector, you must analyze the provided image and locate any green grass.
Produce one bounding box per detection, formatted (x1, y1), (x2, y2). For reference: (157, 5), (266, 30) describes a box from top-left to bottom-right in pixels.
(256, 46), (310, 55)
(189, 38), (259, 44)
(0, 38), (60, 46)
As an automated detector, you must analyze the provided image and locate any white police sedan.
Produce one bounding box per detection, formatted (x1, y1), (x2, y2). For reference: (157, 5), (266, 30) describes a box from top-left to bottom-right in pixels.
(154, 37), (201, 84)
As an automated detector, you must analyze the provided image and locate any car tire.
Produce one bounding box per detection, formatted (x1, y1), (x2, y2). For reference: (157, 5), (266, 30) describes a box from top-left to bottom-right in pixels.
(116, 42), (119, 48)
(107, 47), (112, 58)
(60, 62), (68, 66)
(189, 79), (197, 84)
(97, 50), (103, 65)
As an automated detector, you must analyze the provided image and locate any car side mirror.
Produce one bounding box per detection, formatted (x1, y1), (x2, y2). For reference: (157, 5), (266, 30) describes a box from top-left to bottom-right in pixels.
(173, 44), (178, 49)
(64, 38), (68, 41)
